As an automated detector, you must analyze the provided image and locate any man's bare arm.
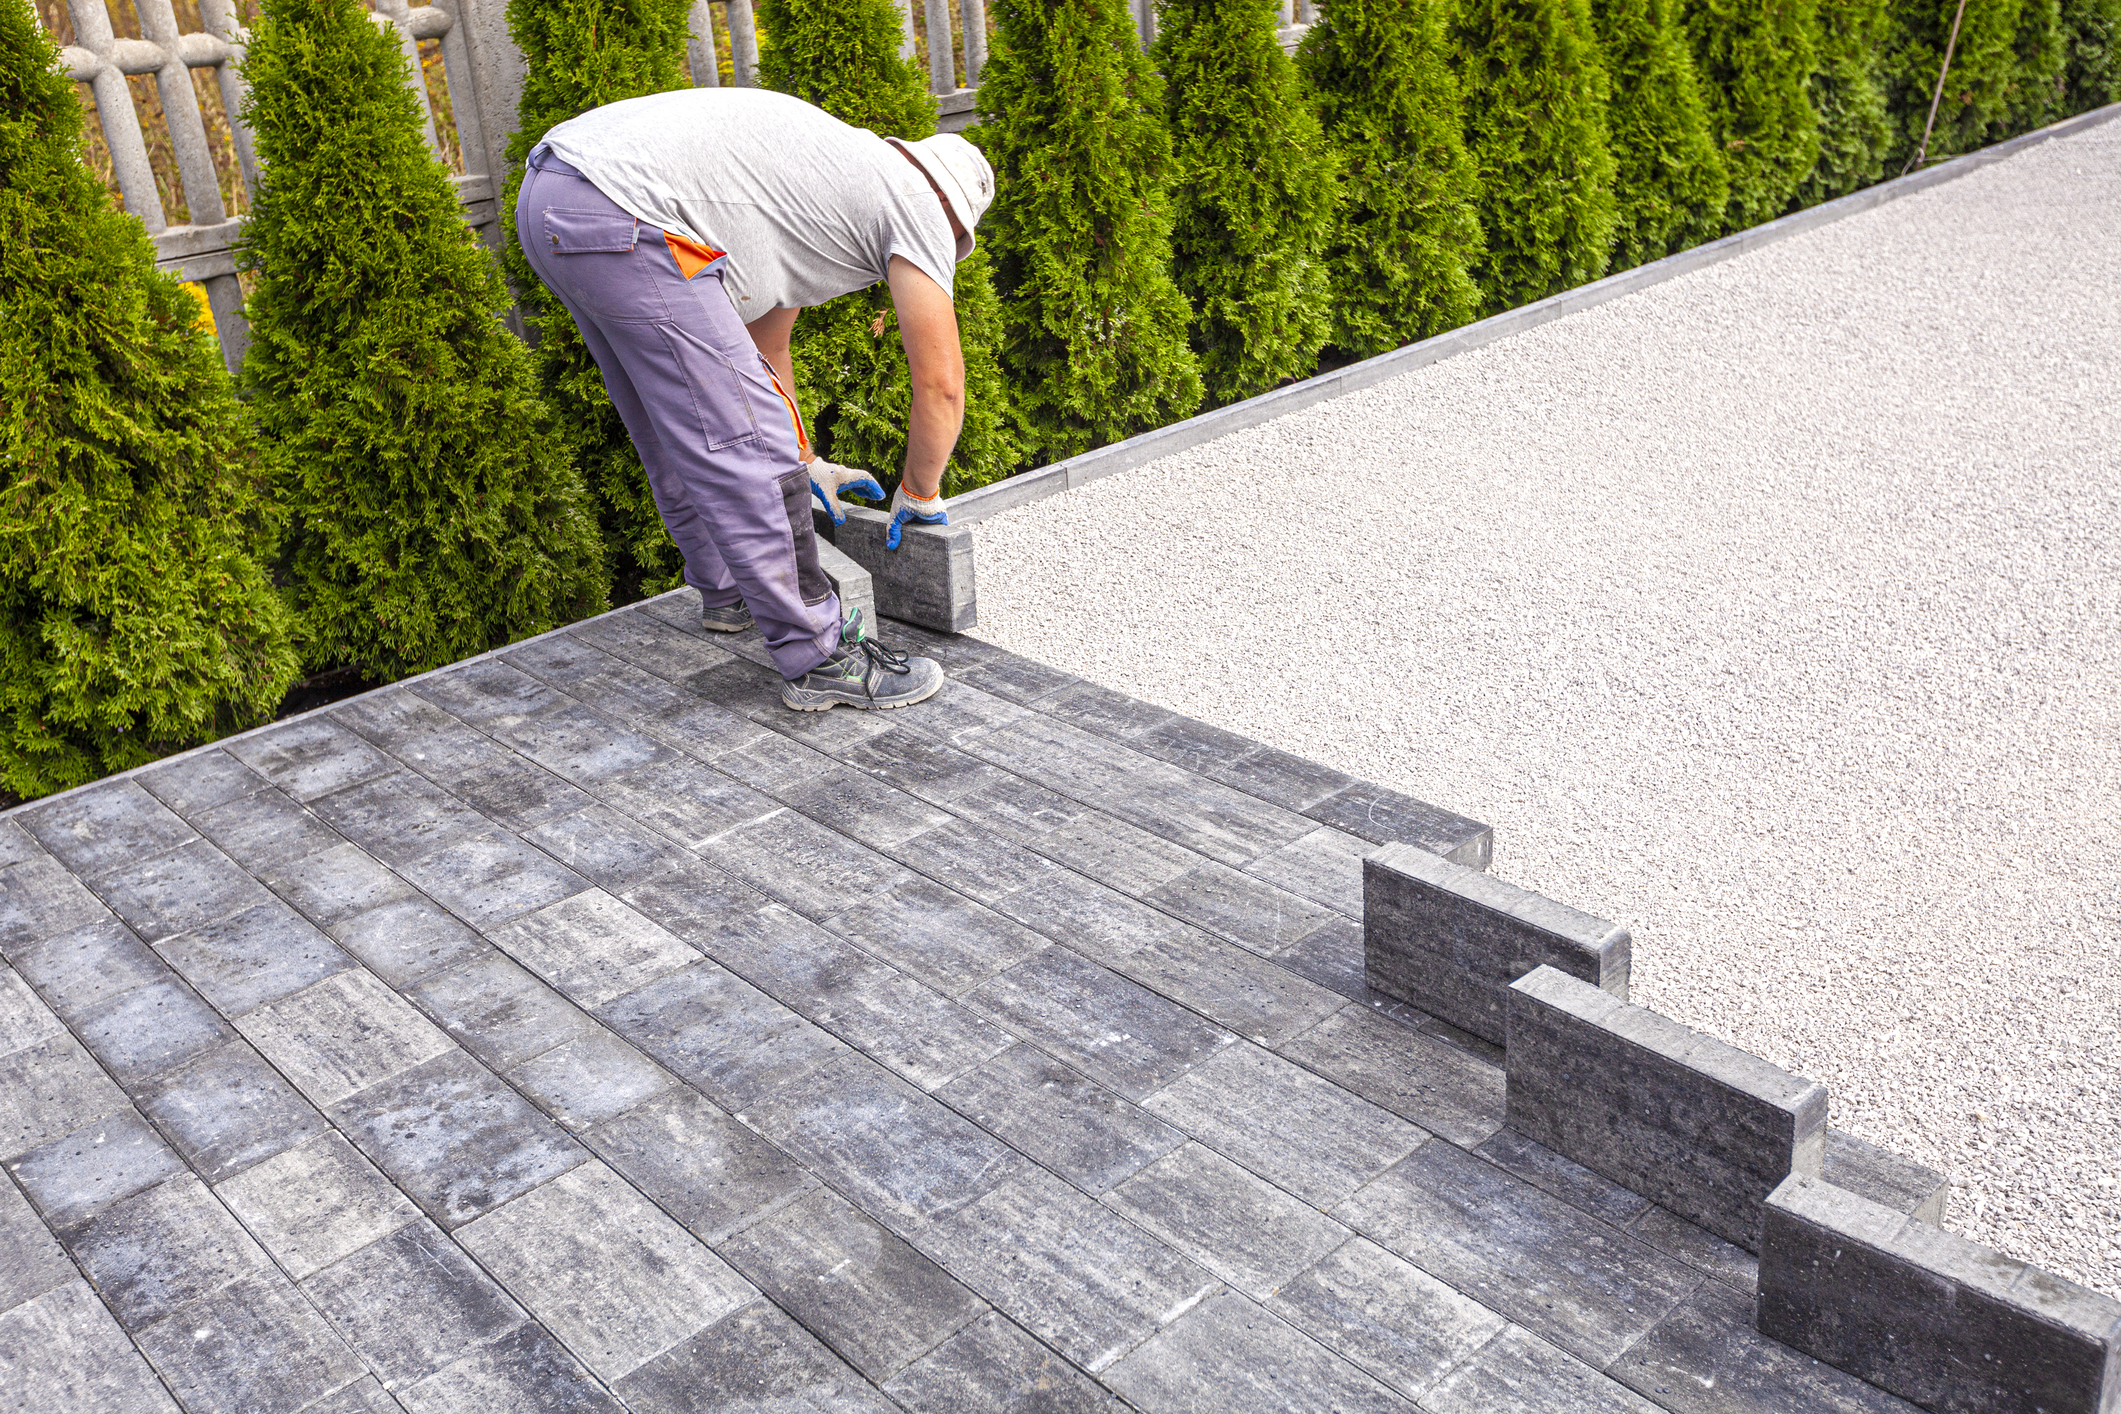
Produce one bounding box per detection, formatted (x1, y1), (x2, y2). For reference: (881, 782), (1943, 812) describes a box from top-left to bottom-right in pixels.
(888, 255), (964, 501)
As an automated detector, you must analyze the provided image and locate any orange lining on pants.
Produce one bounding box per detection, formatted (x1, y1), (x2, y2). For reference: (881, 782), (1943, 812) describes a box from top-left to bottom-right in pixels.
(765, 366), (810, 459)
(663, 231), (724, 279)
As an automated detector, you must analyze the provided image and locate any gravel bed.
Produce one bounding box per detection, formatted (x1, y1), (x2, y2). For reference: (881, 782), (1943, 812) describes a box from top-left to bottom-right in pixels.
(971, 117), (2121, 1296)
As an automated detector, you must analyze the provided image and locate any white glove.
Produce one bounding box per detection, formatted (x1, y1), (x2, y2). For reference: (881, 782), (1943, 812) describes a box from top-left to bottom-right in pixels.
(886, 485), (949, 550)
(808, 457), (885, 526)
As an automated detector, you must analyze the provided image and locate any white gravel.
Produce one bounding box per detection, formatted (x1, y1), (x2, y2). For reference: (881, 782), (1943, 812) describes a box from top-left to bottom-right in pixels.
(971, 117), (2121, 1297)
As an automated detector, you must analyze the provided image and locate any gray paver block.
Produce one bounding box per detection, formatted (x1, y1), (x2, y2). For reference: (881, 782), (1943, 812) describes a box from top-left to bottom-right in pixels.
(10, 917), (171, 1023)
(157, 898), (356, 1017)
(615, 1297), (899, 1413)
(1101, 1289), (1415, 1413)
(1264, 1237), (1504, 1402)
(841, 733), (1020, 813)
(305, 1375), (407, 1413)
(706, 807), (917, 921)
(60, 1173), (269, 1330)
(880, 1310), (1125, 1413)
(397, 1319), (622, 1413)
(0, 819), (34, 871)
(263, 841), (416, 928)
(949, 651), (1079, 707)
(73, 975), (233, 1085)
(987, 867), (1192, 963)
(493, 703), (676, 786)
(1274, 1002), (1507, 1149)
(1364, 844), (1629, 1045)
(1241, 825), (1374, 918)
(1333, 1139), (1703, 1368)
(137, 748), (272, 819)
(190, 786), (346, 871)
(410, 737), (595, 833)
(618, 854), (772, 946)
(12, 1107), (186, 1230)
(835, 509), (977, 634)
(328, 1048), (590, 1230)
(308, 771), (490, 868)
(134, 1269), (364, 1414)
(1141, 1042), (1425, 1208)
(1036, 679), (1178, 742)
(826, 877), (1070, 997)
(0, 966), (62, 1062)
(936, 1043), (1184, 1195)
(330, 685), (462, 748)
(943, 770), (1086, 841)
(1419, 1325), (1662, 1414)
(235, 969), (453, 1107)
(0, 1279), (182, 1413)
(20, 780), (196, 878)
(1114, 929), (1347, 1048)
(1627, 1201), (1761, 1291)
(883, 818), (1067, 909)
(708, 729), (841, 797)
(138, 1038), (334, 1183)
(1305, 783), (1493, 869)
(217, 1131), (420, 1280)
(87, 838), (271, 943)
(1758, 1174), (2121, 1414)
(920, 1166), (1220, 1374)
(1823, 1126), (1949, 1225)
(524, 804), (691, 892)
(0, 1168), (77, 1313)
(1106, 1143), (1351, 1300)
(720, 1185), (986, 1381)
(1196, 740), (1359, 816)
(0, 1033), (128, 1160)
(507, 1030), (674, 1133)
(964, 946), (1234, 1101)
(396, 830), (591, 931)
(409, 951), (598, 1072)
(226, 716), (398, 801)
(1024, 812), (1201, 898)
(583, 1086), (813, 1244)
(328, 896), (488, 988)
(1475, 1126), (1654, 1228)
(782, 767), (957, 851)
(409, 658), (564, 730)
(0, 853), (108, 955)
(1505, 965), (1827, 1250)
(490, 889), (698, 1009)
(302, 1218), (525, 1388)
(597, 960), (849, 1110)
(570, 608), (738, 682)
(1143, 862), (1342, 956)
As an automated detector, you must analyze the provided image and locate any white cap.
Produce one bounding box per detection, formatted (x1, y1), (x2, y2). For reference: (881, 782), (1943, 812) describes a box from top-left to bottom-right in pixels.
(886, 133), (995, 261)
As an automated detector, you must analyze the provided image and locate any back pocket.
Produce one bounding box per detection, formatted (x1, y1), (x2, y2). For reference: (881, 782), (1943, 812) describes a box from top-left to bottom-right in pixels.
(542, 208), (638, 254)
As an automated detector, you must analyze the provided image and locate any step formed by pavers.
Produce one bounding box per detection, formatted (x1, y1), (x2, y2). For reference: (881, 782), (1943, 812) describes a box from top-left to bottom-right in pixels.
(0, 592), (1923, 1414)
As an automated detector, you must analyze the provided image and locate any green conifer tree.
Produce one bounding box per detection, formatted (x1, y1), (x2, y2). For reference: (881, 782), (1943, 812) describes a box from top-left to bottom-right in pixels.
(239, 0), (607, 680)
(2003, 0), (2067, 131)
(1880, 0), (2026, 165)
(1685, 0), (1823, 229)
(1799, 0), (1892, 203)
(1154, 0), (1338, 404)
(1592, 0), (1728, 269)
(976, 0), (1204, 463)
(757, 0), (1023, 493)
(0, 0), (297, 798)
(2058, 0), (2121, 110)
(1299, 0), (1483, 357)
(502, 0), (693, 595)
(1457, 0), (1620, 308)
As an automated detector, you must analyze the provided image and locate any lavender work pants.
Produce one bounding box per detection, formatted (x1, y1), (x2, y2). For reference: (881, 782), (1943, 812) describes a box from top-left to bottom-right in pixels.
(516, 148), (840, 679)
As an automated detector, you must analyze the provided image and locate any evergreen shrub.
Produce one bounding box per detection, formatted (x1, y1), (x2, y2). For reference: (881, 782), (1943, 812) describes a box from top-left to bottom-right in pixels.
(503, 0), (694, 595)
(1456, 0), (1620, 308)
(240, 0), (607, 680)
(2004, 0), (2067, 132)
(1685, 0), (1823, 229)
(758, 0), (1023, 494)
(1592, 0), (1727, 269)
(1154, 0), (1338, 405)
(1880, 0), (2026, 165)
(1798, 0), (1892, 202)
(2058, 0), (2121, 112)
(0, 0), (297, 799)
(977, 0), (1204, 463)
(1298, 0), (1483, 357)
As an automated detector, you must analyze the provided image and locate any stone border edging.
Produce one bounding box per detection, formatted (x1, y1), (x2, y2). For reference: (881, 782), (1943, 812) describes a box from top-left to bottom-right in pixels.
(950, 100), (2121, 526)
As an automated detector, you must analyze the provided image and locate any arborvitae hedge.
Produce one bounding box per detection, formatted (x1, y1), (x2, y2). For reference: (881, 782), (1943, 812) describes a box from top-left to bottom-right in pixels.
(1299, 0), (1483, 357)
(758, 0), (1023, 493)
(0, 0), (297, 799)
(502, 0), (693, 595)
(1456, 0), (1620, 308)
(2059, 0), (2121, 111)
(1880, 0), (2026, 166)
(1592, 0), (1727, 269)
(1799, 0), (1891, 203)
(240, 0), (607, 680)
(2005, 0), (2067, 131)
(977, 0), (1202, 463)
(1155, 0), (1337, 404)
(1685, 0), (1823, 229)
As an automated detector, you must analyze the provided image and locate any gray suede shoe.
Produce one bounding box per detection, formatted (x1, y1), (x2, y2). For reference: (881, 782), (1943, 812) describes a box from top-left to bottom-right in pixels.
(700, 598), (754, 633)
(781, 611), (943, 712)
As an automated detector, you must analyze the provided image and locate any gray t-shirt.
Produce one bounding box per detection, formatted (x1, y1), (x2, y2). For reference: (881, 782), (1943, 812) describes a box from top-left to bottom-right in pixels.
(542, 88), (957, 317)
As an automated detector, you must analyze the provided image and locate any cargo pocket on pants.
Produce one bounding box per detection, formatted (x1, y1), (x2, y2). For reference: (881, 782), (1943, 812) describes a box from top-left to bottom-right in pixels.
(658, 324), (760, 450)
(779, 467), (834, 607)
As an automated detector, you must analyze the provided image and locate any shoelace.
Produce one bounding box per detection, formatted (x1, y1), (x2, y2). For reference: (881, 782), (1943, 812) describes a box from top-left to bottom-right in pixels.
(820, 633), (913, 703)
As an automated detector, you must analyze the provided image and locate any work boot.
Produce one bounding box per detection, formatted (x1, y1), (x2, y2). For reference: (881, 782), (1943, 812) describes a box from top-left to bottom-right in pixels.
(700, 597), (754, 633)
(781, 610), (943, 711)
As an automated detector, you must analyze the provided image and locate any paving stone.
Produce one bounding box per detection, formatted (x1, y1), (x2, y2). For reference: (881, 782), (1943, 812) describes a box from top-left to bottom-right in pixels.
(72, 976), (233, 1085)
(1240, 826), (1374, 917)
(9, 917), (168, 1024)
(93, 838), (271, 942)
(1263, 1237), (1504, 1402)
(189, 787), (345, 872)
(409, 659), (565, 730)
(0, 819), (33, 871)
(1333, 1141), (1703, 1367)
(823, 877), (1050, 997)
(710, 732), (841, 794)
(410, 951), (600, 1075)
(633, 684), (776, 760)
(227, 716), (397, 802)
(135, 1041), (328, 1182)
(0, 964), (61, 1060)
(951, 651), (1081, 705)
(0, 854), (108, 954)
(615, 1297), (898, 1413)
(0, 1174), (73, 1312)
(596, 757), (784, 852)
(966, 947), (1234, 1101)
(404, 736), (595, 832)
(1114, 929), (1346, 1048)
(308, 772), (491, 868)
(20, 781), (195, 878)
(571, 609), (737, 681)
(838, 732), (1018, 809)
(329, 1048), (590, 1230)
(1101, 1289), (1414, 1413)
(157, 899), (356, 1016)
(1272, 916), (1379, 1004)
(397, 1319), (623, 1414)
(398, 830), (591, 931)
(1306, 784), (1492, 869)
(264, 842), (416, 928)
(945, 771), (1088, 840)
(583, 1086), (813, 1244)
(524, 805), (691, 892)
(236, 970), (454, 1107)
(1142, 862), (1341, 957)
(1476, 1127), (1654, 1228)
(10, 1107), (186, 1229)
(61, 1173), (269, 1330)
(880, 1311), (1125, 1414)
(506, 1028), (673, 1132)
(303, 1218), (525, 1388)
(1033, 679), (1178, 742)
(1420, 1325), (1660, 1414)
(986, 868), (1193, 962)
(0, 1279), (182, 1413)
(217, 1131), (421, 1281)
(328, 896), (489, 988)
(0, 1034), (128, 1160)
(1625, 1203), (1761, 1290)
(493, 890), (697, 1010)
(782, 767), (957, 851)
(1141, 1043), (1424, 1207)
(493, 704), (679, 788)
(1017, 811), (1203, 897)
(598, 961), (849, 1109)
(1112, 713), (1259, 779)
(706, 808), (916, 921)
(330, 686), (462, 749)
(135, 1268), (363, 1413)
(1822, 1127), (1950, 1225)
(899, 682), (1036, 748)
(1610, 1275), (1921, 1414)
(883, 818), (1067, 907)
(1275, 1004), (1506, 1148)
(501, 632), (628, 692)
(305, 1375), (406, 1413)
(1195, 742), (1359, 816)
(1106, 1143), (1350, 1300)
(138, 748), (272, 819)
(920, 1166), (1219, 1374)
(618, 854), (769, 945)
(936, 1044), (1184, 1195)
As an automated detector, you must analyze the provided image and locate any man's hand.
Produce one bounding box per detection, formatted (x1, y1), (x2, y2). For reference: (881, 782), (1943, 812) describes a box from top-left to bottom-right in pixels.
(809, 457), (885, 526)
(886, 485), (948, 550)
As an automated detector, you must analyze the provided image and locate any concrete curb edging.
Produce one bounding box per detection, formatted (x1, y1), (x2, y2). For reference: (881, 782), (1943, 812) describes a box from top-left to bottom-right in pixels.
(947, 100), (2121, 528)
(825, 507), (978, 634)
